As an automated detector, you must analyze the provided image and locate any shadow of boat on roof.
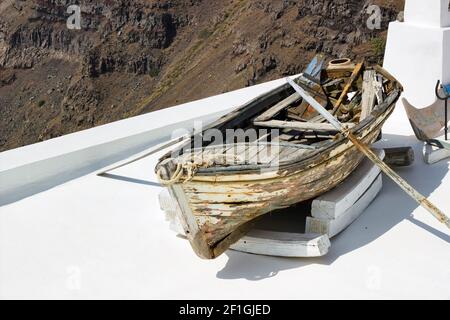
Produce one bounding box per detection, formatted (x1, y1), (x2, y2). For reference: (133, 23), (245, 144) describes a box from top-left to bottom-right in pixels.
(217, 133), (450, 281)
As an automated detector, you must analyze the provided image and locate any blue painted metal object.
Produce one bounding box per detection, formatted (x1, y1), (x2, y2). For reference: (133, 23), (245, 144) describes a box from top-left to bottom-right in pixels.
(442, 84), (450, 97)
(304, 54), (325, 81)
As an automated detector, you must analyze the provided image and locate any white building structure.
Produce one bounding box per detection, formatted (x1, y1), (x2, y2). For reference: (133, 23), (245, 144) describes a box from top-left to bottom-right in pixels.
(384, 0), (450, 106)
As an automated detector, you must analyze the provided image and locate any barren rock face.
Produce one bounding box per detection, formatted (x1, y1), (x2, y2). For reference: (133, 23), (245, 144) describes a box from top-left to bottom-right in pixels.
(0, 0), (404, 151)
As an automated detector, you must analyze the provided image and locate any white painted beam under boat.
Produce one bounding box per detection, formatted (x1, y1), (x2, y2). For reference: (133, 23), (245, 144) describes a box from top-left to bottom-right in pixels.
(306, 174), (383, 238)
(230, 231), (330, 258)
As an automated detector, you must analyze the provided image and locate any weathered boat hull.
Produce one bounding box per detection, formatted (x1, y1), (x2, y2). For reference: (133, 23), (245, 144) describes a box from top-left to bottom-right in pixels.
(162, 91), (399, 259)
(157, 63), (402, 259)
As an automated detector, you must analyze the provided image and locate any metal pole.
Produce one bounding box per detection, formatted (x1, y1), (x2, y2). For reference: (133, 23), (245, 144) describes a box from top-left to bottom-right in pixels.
(446, 98), (448, 141)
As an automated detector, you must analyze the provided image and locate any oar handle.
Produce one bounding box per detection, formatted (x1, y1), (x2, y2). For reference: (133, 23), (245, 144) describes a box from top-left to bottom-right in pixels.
(346, 132), (450, 229)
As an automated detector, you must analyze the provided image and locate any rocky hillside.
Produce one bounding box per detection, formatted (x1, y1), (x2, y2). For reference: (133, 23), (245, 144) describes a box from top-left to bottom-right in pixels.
(0, 0), (404, 151)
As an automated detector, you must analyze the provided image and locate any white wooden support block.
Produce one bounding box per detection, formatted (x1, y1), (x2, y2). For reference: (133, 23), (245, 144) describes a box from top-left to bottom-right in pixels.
(423, 143), (450, 165)
(230, 231), (330, 258)
(306, 174), (383, 238)
(311, 149), (385, 220)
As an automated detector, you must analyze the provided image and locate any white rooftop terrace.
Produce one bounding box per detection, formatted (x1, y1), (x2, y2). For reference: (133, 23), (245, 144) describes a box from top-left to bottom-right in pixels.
(0, 77), (449, 299)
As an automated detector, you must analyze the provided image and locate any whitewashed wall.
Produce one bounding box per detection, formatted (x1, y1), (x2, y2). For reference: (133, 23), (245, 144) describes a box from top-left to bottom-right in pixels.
(384, 0), (450, 106)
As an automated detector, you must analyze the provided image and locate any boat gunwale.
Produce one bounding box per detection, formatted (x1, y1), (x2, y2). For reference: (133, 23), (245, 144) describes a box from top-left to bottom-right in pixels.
(188, 108), (389, 183)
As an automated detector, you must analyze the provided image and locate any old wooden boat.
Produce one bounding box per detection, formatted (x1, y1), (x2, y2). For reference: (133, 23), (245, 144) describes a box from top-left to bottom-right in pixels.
(155, 60), (403, 259)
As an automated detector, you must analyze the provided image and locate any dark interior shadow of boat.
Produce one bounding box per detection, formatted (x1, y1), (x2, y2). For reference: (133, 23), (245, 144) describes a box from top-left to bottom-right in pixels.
(216, 133), (449, 281)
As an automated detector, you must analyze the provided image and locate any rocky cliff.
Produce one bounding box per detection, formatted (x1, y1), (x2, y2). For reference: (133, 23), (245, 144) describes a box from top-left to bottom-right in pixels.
(0, 0), (403, 151)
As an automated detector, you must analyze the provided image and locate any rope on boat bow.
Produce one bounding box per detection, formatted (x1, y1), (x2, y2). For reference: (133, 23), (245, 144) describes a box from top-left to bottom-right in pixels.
(156, 154), (243, 186)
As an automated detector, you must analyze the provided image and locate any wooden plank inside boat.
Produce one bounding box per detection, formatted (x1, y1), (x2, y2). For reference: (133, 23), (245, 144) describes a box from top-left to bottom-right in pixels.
(254, 93), (301, 122)
(254, 120), (355, 133)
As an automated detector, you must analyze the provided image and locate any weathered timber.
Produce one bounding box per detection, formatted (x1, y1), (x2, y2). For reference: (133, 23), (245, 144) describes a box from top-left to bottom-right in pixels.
(361, 70), (377, 120)
(374, 75), (384, 105)
(374, 65), (403, 91)
(383, 147), (415, 167)
(254, 93), (301, 122)
(323, 78), (344, 92)
(254, 120), (355, 133)
(332, 63), (364, 114)
(286, 100), (309, 120)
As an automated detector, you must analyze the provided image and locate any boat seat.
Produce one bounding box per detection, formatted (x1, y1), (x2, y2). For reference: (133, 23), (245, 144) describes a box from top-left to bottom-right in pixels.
(254, 93), (301, 122)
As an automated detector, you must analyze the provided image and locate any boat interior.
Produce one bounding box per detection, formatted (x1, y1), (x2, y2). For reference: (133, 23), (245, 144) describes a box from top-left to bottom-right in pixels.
(163, 59), (397, 169)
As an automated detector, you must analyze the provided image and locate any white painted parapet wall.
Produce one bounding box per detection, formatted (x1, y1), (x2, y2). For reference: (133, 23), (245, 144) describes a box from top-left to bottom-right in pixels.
(384, 0), (450, 106)
(405, 0), (450, 28)
(0, 77), (294, 206)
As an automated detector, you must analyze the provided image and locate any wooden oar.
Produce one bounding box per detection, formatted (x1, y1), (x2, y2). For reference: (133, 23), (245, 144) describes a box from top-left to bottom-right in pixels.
(332, 62), (363, 115)
(287, 77), (450, 229)
(97, 134), (189, 176)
